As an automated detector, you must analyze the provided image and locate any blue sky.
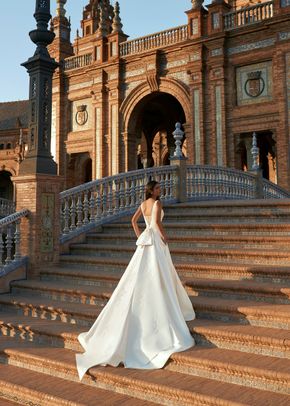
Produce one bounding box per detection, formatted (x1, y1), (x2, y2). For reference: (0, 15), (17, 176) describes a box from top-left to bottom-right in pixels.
(0, 0), (192, 102)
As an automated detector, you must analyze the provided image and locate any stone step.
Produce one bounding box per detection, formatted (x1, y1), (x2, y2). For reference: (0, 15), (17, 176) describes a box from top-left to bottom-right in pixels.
(163, 198), (290, 213)
(1, 337), (289, 406)
(190, 320), (290, 358)
(164, 210), (290, 219)
(167, 346), (290, 395)
(184, 278), (290, 304)
(0, 359), (150, 405)
(0, 293), (102, 327)
(8, 280), (290, 329)
(67, 243), (290, 265)
(56, 259), (290, 284)
(86, 232), (290, 249)
(3, 285), (290, 335)
(120, 211), (290, 223)
(40, 267), (290, 304)
(0, 311), (289, 359)
(103, 222), (290, 236)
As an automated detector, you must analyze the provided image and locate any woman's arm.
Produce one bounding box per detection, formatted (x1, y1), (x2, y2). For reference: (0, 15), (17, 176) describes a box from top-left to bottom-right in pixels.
(131, 205), (142, 238)
(155, 200), (168, 244)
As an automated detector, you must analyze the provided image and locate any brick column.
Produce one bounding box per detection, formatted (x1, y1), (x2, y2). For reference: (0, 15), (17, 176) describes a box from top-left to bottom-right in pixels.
(12, 174), (64, 279)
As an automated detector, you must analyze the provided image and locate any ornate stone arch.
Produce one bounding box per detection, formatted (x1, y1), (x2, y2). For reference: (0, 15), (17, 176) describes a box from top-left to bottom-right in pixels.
(0, 165), (17, 177)
(120, 77), (191, 134)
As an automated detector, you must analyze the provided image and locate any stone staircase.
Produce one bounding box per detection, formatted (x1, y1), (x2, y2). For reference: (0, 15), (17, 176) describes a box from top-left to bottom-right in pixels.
(0, 200), (290, 405)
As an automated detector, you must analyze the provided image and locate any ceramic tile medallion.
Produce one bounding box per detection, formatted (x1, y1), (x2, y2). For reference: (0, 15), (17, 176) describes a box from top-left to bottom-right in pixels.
(41, 193), (55, 253)
(236, 61), (272, 106)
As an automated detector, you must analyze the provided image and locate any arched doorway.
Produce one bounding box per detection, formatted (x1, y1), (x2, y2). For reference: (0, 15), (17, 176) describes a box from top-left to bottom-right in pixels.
(0, 170), (13, 200)
(126, 92), (186, 170)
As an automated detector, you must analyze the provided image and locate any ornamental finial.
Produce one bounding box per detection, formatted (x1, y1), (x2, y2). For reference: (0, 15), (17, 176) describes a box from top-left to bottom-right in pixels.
(30, 0), (55, 55)
(112, 2), (123, 34)
(96, 6), (109, 37)
(56, 0), (67, 17)
(173, 123), (185, 159)
(191, 0), (203, 9)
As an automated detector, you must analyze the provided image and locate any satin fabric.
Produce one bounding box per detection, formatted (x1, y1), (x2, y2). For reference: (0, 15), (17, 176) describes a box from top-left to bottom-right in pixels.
(75, 200), (196, 380)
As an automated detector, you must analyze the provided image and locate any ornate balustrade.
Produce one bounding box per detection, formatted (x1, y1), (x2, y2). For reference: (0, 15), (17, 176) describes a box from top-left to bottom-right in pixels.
(0, 198), (15, 218)
(60, 166), (177, 242)
(263, 179), (290, 199)
(187, 166), (258, 200)
(64, 53), (93, 71)
(224, 1), (274, 30)
(119, 25), (188, 57)
(0, 209), (29, 273)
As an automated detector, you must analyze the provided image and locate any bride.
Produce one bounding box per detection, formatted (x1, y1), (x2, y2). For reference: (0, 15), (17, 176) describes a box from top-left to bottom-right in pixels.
(75, 180), (196, 380)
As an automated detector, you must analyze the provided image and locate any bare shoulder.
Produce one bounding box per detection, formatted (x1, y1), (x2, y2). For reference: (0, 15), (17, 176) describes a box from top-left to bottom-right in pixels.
(156, 200), (162, 208)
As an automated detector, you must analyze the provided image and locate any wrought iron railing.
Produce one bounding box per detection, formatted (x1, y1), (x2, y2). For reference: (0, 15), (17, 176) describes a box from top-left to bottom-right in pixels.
(60, 166), (178, 241)
(0, 209), (29, 273)
(0, 198), (15, 218)
(119, 24), (188, 57)
(224, 1), (274, 30)
(64, 53), (93, 71)
(186, 166), (257, 200)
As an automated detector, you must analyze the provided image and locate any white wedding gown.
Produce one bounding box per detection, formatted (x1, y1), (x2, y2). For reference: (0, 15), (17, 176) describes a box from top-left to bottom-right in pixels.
(75, 200), (196, 381)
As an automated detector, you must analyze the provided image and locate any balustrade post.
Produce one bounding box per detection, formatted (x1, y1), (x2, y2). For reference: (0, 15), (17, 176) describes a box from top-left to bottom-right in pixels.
(170, 123), (188, 203)
(250, 132), (264, 199)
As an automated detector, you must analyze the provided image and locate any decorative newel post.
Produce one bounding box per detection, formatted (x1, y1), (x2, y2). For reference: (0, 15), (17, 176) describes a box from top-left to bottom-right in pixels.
(251, 132), (260, 172)
(170, 123), (188, 203)
(250, 132), (264, 199)
(12, 0), (64, 278)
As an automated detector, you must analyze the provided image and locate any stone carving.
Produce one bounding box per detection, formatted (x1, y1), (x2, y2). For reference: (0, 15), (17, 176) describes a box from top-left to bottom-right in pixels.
(244, 71), (265, 98)
(211, 48), (223, 57)
(279, 32), (290, 41)
(228, 38), (275, 55)
(191, 0), (203, 9)
(41, 193), (54, 253)
(236, 62), (272, 105)
(75, 105), (88, 126)
(146, 73), (159, 92)
(191, 18), (199, 35)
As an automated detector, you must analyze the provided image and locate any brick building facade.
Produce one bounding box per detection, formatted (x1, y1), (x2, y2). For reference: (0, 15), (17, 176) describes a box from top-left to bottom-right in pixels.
(2, 0), (290, 192)
(0, 101), (29, 199)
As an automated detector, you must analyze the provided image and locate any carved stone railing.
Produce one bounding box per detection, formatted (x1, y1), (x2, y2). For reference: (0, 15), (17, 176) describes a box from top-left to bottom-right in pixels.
(60, 166), (178, 242)
(0, 209), (29, 273)
(0, 198), (15, 218)
(263, 179), (290, 199)
(64, 53), (93, 71)
(186, 165), (290, 200)
(119, 24), (188, 57)
(224, 1), (274, 31)
(187, 166), (258, 200)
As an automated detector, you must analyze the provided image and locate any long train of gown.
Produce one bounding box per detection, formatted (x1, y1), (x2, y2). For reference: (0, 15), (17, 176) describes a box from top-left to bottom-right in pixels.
(75, 200), (196, 380)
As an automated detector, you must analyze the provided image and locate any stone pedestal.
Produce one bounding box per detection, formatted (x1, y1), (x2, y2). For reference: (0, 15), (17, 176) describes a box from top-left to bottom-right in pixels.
(250, 169), (264, 199)
(12, 174), (64, 278)
(170, 157), (188, 203)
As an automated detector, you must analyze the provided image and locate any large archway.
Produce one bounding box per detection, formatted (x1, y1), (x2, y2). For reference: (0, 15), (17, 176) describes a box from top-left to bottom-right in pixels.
(126, 92), (186, 170)
(0, 170), (13, 200)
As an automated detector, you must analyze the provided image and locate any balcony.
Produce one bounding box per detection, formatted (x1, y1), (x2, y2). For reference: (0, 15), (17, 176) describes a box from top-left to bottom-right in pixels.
(119, 24), (188, 57)
(224, 1), (274, 31)
(64, 53), (93, 71)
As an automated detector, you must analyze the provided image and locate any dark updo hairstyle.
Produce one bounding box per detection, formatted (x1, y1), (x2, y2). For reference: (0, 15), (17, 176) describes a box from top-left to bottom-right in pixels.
(145, 180), (160, 200)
